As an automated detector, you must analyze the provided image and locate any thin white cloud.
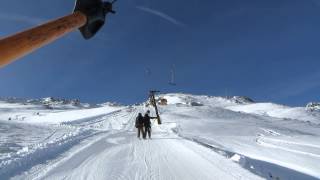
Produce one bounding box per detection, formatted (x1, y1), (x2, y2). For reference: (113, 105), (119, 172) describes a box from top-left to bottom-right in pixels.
(136, 6), (186, 28)
(0, 13), (46, 25)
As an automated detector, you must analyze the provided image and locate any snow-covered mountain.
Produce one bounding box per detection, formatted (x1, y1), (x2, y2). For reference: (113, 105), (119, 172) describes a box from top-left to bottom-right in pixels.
(0, 94), (319, 180)
(306, 102), (320, 112)
(0, 97), (93, 110)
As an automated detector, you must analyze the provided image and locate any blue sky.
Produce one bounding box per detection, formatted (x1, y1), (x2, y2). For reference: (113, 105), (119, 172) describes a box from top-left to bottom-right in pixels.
(0, 0), (320, 106)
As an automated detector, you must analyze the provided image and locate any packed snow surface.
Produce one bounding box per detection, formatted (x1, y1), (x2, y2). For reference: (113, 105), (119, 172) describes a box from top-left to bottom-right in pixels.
(0, 94), (319, 180)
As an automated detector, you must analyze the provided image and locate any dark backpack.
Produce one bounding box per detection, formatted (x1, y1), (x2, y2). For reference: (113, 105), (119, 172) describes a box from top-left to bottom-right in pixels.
(143, 115), (151, 127)
(135, 116), (144, 128)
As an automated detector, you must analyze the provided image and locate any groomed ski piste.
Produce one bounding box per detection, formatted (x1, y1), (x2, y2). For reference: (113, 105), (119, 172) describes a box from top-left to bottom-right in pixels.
(0, 94), (320, 180)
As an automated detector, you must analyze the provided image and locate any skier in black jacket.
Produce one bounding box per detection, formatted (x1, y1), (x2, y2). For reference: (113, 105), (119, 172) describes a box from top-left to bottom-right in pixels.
(143, 110), (157, 139)
(135, 113), (144, 139)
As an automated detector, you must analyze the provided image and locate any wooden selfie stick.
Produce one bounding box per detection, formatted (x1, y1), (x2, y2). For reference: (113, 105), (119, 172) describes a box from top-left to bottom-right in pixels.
(0, 12), (87, 67)
(0, 0), (116, 68)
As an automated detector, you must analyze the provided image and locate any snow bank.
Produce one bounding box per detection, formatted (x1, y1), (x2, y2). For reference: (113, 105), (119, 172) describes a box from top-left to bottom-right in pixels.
(306, 102), (320, 112)
(226, 102), (320, 123)
(22, 106), (122, 124)
(0, 128), (98, 179)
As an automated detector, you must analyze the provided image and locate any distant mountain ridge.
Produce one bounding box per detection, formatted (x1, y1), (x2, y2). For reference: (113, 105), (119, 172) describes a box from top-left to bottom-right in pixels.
(0, 94), (318, 111)
(306, 102), (320, 112)
(0, 97), (91, 109)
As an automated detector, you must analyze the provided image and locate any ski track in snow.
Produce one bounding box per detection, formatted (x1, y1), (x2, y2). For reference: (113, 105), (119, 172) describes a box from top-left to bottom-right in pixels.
(29, 130), (260, 180)
(257, 137), (320, 158)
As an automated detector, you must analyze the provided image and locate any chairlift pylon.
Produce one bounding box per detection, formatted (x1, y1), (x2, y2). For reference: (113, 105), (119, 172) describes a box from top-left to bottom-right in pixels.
(149, 90), (161, 125)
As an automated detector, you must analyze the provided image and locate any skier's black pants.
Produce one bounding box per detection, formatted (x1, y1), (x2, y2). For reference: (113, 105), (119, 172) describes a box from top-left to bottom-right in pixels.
(144, 126), (151, 138)
(137, 127), (144, 138)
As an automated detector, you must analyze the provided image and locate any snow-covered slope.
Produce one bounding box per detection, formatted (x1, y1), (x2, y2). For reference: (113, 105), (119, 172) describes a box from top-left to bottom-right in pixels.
(226, 102), (320, 123)
(162, 94), (320, 179)
(0, 94), (319, 180)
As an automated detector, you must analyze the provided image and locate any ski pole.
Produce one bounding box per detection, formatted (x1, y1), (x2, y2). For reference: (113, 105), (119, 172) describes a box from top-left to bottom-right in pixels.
(0, 0), (116, 68)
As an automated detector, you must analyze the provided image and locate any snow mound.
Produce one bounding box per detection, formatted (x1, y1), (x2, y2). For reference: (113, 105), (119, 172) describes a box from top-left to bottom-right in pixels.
(23, 106), (123, 124)
(306, 102), (320, 112)
(227, 96), (255, 104)
(0, 128), (96, 179)
(226, 102), (320, 123)
(99, 102), (123, 107)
